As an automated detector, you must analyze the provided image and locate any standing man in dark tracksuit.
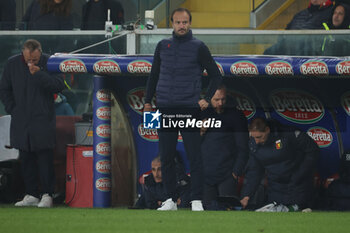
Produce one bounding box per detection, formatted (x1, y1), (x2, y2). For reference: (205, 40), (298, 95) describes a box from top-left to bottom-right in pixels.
(0, 39), (65, 208)
(144, 8), (222, 211)
(240, 117), (319, 212)
(201, 86), (249, 210)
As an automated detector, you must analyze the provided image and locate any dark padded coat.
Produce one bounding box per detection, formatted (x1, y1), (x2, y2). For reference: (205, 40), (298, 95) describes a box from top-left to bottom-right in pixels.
(0, 53), (65, 151)
(201, 107), (249, 185)
(241, 121), (319, 206)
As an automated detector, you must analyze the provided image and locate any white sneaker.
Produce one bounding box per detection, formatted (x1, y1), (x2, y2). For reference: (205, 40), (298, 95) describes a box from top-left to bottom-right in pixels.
(38, 194), (53, 208)
(157, 198), (177, 211)
(15, 195), (39, 207)
(255, 202), (289, 212)
(191, 200), (204, 211)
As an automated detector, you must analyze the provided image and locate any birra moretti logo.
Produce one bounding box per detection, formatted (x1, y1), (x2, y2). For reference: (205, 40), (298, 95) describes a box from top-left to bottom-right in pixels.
(270, 90), (324, 124)
(96, 106), (111, 120)
(341, 91), (350, 116)
(336, 60), (350, 75)
(96, 160), (111, 174)
(300, 60), (329, 76)
(95, 178), (111, 192)
(127, 87), (156, 115)
(230, 61), (259, 76)
(307, 127), (333, 148)
(96, 89), (111, 103)
(265, 61), (294, 76)
(96, 124), (111, 138)
(227, 90), (256, 119)
(93, 60), (121, 74)
(127, 60), (152, 74)
(96, 142), (111, 156)
(59, 59), (87, 73)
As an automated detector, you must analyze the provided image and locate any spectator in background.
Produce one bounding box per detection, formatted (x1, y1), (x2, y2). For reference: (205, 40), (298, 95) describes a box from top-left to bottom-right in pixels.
(240, 117), (319, 212)
(264, 0), (335, 55)
(321, 2), (350, 55)
(54, 93), (74, 116)
(21, 0), (73, 30)
(286, 0), (334, 29)
(201, 86), (249, 210)
(0, 0), (16, 30)
(0, 39), (65, 208)
(134, 154), (191, 209)
(81, 0), (124, 30)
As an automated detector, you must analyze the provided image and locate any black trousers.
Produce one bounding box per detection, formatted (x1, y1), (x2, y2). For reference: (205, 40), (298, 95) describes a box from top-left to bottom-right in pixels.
(203, 175), (238, 210)
(19, 149), (55, 198)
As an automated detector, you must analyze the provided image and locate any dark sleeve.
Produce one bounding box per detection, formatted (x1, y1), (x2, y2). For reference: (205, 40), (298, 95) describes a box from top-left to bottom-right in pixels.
(143, 185), (161, 209)
(144, 42), (161, 104)
(111, 1), (124, 25)
(21, 1), (34, 29)
(0, 61), (15, 114)
(240, 154), (265, 198)
(232, 111), (249, 176)
(291, 131), (320, 184)
(0, 0), (16, 30)
(198, 43), (222, 102)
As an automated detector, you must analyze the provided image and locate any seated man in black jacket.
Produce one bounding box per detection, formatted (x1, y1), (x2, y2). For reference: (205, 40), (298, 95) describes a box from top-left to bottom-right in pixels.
(134, 154), (191, 209)
(240, 117), (319, 212)
(201, 85), (249, 210)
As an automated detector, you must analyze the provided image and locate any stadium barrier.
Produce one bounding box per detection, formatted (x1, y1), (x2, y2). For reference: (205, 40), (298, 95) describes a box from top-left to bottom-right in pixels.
(48, 54), (350, 207)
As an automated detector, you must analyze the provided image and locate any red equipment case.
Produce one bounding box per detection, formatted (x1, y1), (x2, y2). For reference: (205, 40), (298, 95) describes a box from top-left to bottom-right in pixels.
(66, 145), (93, 207)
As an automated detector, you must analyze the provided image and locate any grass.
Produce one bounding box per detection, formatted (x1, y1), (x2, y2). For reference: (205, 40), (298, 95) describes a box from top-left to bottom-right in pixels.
(0, 205), (350, 233)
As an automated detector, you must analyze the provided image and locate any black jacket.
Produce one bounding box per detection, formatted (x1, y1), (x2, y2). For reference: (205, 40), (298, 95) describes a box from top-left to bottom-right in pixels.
(201, 107), (249, 185)
(0, 53), (65, 151)
(286, 3), (333, 29)
(241, 120), (319, 206)
(21, 0), (73, 30)
(81, 0), (124, 30)
(0, 0), (16, 30)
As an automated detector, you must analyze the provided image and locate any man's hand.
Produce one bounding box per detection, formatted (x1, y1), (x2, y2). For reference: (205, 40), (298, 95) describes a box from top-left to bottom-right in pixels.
(240, 196), (250, 209)
(198, 99), (209, 111)
(28, 63), (40, 75)
(143, 103), (152, 112)
(232, 173), (237, 180)
(200, 118), (208, 136)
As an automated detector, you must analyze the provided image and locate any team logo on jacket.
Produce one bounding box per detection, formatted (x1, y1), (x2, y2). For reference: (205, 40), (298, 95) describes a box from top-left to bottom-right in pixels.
(203, 62), (225, 76)
(95, 177), (111, 192)
(127, 60), (152, 74)
(59, 59), (87, 73)
(300, 60), (329, 76)
(275, 139), (282, 149)
(265, 61), (294, 76)
(96, 106), (111, 120)
(96, 89), (111, 103)
(336, 60), (350, 75)
(307, 127), (333, 148)
(138, 124), (159, 142)
(96, 160), (111, 174)
(270, 89), (324, 124)
(127, 87), (156, 115)
(227, 90), (256, 119)
(230, 61), (259, 76)
(93, 60), (121, 74)
(341, 91), (350, 116)
(96, 124), (111, 138)
(96, 142), (111, 156)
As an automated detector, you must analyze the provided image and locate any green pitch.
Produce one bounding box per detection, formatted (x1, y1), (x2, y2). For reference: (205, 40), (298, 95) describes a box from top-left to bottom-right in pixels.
(1, 206), (350, 233)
